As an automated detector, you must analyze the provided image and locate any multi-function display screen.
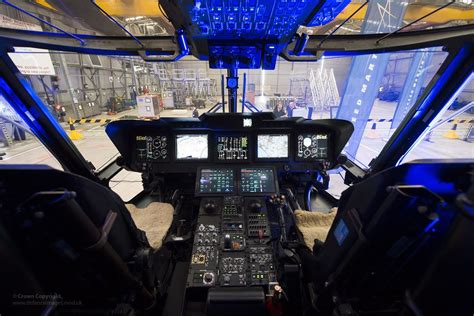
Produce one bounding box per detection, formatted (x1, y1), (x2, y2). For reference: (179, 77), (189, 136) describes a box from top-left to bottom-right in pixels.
(257, 134), (289, 159)
(135, 135), (168, 161)
(198, 168), (234, 194)
(216, 136), (249, 161)
(240, 167), (276, 194)
(296, 134), (329, 160)
(176, 134), (208, 160)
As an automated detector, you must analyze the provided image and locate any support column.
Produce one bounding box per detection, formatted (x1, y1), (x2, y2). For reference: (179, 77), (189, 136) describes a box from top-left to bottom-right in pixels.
(131, 59), (139, 92)
(227, 67), (238, 113)
(58, 52), (80, 119)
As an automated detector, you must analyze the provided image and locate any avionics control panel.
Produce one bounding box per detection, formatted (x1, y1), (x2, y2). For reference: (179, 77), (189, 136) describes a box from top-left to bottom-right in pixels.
(195, 167), (279, 196)
(105, 113), (354, 173)
(135, 135), (169, 161)
(187, 196), (275, 289)
(216, 136), (249, 161)
(187, 167), (278, 289)
(296, 133), (328, 160)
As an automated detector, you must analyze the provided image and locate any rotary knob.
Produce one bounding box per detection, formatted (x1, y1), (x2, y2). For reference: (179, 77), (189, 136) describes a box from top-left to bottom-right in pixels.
(203, 272), (215, 285)
(204, 201), (217, 214)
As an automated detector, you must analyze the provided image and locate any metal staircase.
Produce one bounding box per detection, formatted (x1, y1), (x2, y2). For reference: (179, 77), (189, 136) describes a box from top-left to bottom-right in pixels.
(0, 119), (13, 146)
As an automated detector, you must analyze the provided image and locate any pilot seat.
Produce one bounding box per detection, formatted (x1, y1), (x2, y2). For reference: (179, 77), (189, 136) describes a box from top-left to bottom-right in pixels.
(0, 165), (175, 314)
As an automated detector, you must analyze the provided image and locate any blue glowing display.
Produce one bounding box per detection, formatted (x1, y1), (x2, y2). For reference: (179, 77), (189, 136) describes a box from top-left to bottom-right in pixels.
(181, 0), (350, 69)
(403, 164), (457, 196)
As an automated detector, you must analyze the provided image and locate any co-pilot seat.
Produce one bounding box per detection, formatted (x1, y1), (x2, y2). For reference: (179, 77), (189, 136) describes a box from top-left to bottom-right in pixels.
(0, 165), (174, 310)
(299, 161), (473, 315)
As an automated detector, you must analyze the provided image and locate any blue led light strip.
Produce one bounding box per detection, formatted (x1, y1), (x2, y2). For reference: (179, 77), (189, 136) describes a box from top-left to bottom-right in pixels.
(176, 29), (190, 55)
(90, 0), (145, 48)
(2, 0), (86, 46)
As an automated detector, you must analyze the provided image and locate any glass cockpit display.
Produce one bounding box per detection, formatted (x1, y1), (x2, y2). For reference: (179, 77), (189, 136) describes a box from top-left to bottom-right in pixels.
(240, 167), (276, 194)
(135, 136), (168, 161)
(176, 134), (208, 159)
(198, 168), (234, 194)
(257, 134), (289, 159)
(296, 134), (329, 160)
(216, 136), (249, 161)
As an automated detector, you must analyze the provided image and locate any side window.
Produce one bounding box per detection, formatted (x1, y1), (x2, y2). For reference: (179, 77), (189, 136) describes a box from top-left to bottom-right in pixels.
(401, 74), (474, 163)
(0, 93), (63, 170)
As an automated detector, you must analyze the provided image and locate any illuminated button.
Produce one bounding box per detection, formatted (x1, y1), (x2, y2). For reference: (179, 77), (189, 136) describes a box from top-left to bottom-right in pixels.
(213, 22), (223, 30)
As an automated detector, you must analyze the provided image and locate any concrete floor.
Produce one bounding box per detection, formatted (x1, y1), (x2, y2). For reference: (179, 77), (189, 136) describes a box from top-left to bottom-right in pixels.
(1, 101), (473, 202)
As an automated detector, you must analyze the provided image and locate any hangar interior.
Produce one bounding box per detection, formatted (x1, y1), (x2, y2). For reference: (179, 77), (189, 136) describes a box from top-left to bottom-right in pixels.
(0, 1), (473, 315)
(0, 2), (472, 194)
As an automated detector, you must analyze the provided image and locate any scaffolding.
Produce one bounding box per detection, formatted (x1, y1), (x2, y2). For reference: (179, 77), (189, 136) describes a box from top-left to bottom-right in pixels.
(309, 67), (340, 117)
(289, 77), (311, 102)
(0, 99), (31, 147)
(155, 64), (217, 108)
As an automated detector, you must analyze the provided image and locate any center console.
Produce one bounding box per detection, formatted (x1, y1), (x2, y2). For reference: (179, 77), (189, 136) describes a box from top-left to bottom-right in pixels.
(186, 167), (279, 315)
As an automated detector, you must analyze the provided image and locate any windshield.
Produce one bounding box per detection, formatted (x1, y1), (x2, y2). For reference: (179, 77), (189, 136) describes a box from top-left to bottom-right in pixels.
(3, 47), (450, 171)
(0, 1), (472, 36)
(310, 0), (474, 35)
(0, 1), (472, 201)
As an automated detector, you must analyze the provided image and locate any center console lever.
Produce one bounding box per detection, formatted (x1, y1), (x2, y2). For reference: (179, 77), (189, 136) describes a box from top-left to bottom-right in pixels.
(268, 194), (288, 242)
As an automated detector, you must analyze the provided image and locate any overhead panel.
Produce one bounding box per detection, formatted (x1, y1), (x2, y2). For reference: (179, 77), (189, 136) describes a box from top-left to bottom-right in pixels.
(161, 0), (350, 69)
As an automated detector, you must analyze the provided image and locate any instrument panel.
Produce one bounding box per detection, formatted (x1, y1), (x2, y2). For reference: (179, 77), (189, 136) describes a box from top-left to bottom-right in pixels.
(176, 134), (209, 160)
(134, 130), (327, 170)
(216, 136), (249, 161)
(296, 133), (328, 160)
(135, 135), (169, 161)
(106, 113), (354, 173)
(196, 167), (279, 196)
(257, 134), (289, 159)
(198, 168), (235, 194)
(240, 167), (277, 194)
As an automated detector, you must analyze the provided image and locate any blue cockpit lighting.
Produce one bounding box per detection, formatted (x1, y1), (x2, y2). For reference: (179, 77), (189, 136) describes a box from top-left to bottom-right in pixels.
(180, 0), (350, 69)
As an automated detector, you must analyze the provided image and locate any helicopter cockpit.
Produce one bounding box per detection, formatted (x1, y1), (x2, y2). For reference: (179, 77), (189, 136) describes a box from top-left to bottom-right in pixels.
(0, 1), (473, 316)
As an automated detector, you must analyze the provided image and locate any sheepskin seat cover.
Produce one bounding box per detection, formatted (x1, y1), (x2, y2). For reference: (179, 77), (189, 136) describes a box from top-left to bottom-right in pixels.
(125, 202), (174, 249)
(294, 208), (337, 249)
